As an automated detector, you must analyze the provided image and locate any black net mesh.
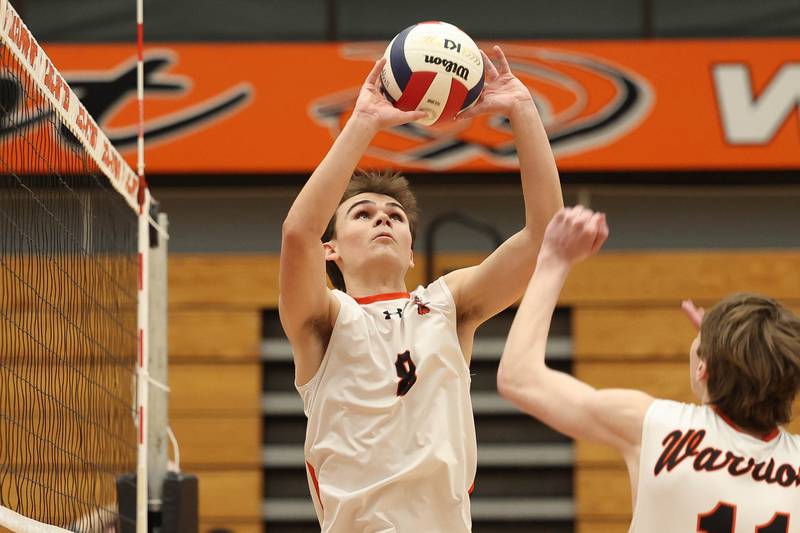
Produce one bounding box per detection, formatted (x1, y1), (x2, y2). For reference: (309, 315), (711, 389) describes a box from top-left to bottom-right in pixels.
(0, 34), (139, 532)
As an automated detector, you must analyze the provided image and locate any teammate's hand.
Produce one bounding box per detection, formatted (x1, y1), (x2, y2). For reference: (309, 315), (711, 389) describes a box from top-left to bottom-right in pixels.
(352, 58), (427, 131)
(458, 45), (533, 120)
(540, 206), (609, 266)
(681, 299), (705, 330)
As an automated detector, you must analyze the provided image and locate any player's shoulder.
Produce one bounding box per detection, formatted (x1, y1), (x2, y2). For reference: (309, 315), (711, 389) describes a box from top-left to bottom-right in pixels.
(778, 425), (800, 447)
(644, 399), (712, 430)
(411, 276), (456, 308)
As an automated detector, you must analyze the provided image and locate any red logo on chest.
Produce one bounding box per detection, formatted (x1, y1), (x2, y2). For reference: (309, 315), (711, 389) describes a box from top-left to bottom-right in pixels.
(413, 296), (431, 315)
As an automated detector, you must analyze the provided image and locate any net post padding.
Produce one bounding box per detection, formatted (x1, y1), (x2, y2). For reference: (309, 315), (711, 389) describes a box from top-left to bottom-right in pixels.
(147, 212), (170, 509)
(0, 0), (140, 211)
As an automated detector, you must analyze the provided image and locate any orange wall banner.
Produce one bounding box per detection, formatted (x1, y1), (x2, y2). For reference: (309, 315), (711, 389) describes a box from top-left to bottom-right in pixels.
(39, 39), (800, 173)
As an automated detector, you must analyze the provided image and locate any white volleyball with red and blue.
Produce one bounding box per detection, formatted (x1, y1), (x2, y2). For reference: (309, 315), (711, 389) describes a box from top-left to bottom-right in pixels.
(380, 21), (485, 126)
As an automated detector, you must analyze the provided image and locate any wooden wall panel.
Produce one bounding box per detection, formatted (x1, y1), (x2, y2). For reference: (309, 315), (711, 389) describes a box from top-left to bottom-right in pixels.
(170, 310), (261, 361)
(573, 307), (697, 360)
(576, 520), (630, 533)
(170, 416), (261, 468)
(168, 255), (281, 309)
(576, 467), (632, 519)
(574, 361), (694, 403)
(574, 304), (800, 361)
(199, 522), (262, 533)
(169, 363), (261, 415)
(196, 470), (262, 521)
(562, 251), (800, 305)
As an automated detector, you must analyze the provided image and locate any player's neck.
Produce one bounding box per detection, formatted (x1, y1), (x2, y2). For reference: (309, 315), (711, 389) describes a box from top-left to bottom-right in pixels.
(344, 270), (408, 299)
(710, 404), (779, 441)
(699, 388), (710, 404)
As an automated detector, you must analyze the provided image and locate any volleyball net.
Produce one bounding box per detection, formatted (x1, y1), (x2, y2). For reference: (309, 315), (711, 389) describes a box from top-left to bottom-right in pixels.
(0, 0), (166, 530)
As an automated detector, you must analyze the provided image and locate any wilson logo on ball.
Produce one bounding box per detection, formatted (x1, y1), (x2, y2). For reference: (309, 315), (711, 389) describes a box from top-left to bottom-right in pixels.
(423, 56), (470, 80)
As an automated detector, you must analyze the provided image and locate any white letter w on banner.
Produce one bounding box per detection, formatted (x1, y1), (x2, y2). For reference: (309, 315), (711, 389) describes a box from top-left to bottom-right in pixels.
(713, 63), (800, 145)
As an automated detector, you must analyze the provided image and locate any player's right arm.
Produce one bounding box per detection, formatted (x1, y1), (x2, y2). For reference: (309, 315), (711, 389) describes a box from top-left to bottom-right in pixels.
(497, 207), (654, 460)
(279, 58), (425, 385)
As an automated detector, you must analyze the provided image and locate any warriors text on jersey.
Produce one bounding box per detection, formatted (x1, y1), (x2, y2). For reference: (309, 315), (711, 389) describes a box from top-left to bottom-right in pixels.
(296, 278), (476, 533)
(631, 399), (800, 532)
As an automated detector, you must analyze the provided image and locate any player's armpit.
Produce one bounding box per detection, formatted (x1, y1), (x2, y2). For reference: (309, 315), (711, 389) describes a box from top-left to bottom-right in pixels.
(445, 228), (542, 327)
(279, 291), (339, 387)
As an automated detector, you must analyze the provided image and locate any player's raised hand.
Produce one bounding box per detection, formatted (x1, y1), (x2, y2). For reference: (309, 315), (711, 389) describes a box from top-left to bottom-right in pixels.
(458, 45), (533, 120)
(681, 299), (705, 330)
(540, 206), (609, 266)
(352, 58), (427, 131)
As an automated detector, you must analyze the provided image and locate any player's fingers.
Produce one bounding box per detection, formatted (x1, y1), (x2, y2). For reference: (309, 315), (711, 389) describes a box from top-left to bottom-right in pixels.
(366, 58), (386, 87)
(681, 299), (705, 329)
(574, 206), (593, 227)
(554, 207), (568, 219)
(591, 214), (609, 254)
(402, 109), (428, 122)
(492, 45), (512, 74)
(457, 103), (482, 120)
(480, 50), (499, 80)
(567, 205), (582, 220)
(457, 108), (474, 120)
(564, 206), (585, 228)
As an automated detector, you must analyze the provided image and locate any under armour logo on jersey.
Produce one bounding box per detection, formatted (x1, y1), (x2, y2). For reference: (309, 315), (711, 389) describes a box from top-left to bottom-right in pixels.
(383, 308), (404, 320)
(413, 296), (431, 315)
(395, 350), (417, 396)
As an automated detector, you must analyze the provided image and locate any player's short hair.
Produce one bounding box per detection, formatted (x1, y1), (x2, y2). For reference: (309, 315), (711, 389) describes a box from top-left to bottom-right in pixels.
(323, 170), (420, 291)
(699, 293), (800, 434)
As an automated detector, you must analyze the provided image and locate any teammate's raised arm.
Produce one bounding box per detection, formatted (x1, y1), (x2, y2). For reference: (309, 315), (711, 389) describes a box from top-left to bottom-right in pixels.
(497, 206), (653, 457)
(499, 207), (800, 530)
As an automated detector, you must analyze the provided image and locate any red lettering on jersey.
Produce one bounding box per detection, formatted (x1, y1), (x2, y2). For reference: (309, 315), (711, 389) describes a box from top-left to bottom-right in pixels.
(655, 429), (705, 474)
(654, 428), (799, 488)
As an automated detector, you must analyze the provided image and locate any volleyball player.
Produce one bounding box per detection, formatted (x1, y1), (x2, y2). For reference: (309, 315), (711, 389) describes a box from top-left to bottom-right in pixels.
(498, 205), (800, 531)
(279, 46), (563, 531)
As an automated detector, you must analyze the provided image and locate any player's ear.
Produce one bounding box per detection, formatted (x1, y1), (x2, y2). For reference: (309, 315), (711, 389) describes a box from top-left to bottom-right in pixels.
(323, 240), (339, 262)
(696, 360), (708, 384)
(409, 249), (415, 269)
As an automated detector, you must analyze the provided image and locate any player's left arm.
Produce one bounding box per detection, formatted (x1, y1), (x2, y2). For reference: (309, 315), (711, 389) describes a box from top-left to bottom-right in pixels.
(497, 207), (653, 456)
(445, 46), (563, 328)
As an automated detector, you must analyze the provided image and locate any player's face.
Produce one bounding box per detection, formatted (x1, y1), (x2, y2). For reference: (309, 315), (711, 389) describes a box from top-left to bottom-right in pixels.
(329, 192), (414, 274)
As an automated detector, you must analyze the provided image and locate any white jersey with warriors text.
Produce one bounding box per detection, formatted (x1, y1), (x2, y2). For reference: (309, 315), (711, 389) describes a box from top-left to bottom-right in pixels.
(296, 277), (476, 533)
(631, 399), (800, 532)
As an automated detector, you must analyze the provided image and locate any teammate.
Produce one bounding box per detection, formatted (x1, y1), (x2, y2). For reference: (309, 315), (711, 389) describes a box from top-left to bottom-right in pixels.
(498, 205), (800, 532)
(279, 46), (563, 531)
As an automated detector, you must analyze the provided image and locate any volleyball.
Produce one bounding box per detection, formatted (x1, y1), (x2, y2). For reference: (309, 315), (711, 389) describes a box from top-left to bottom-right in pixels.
(380, 21), (485, 126)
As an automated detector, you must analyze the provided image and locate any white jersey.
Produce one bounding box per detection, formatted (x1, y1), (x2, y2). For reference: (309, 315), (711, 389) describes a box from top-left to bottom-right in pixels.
(631, 399), (800, 533)
(296, 277), (476, 533)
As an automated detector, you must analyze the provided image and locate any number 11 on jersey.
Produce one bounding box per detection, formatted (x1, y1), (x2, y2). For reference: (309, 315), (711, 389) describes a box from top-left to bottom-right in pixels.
(698, 502), (790, 533)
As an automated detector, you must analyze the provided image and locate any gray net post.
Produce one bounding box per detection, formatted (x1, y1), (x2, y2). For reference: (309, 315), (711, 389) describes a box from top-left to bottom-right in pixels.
(148, 212), (170, 510)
